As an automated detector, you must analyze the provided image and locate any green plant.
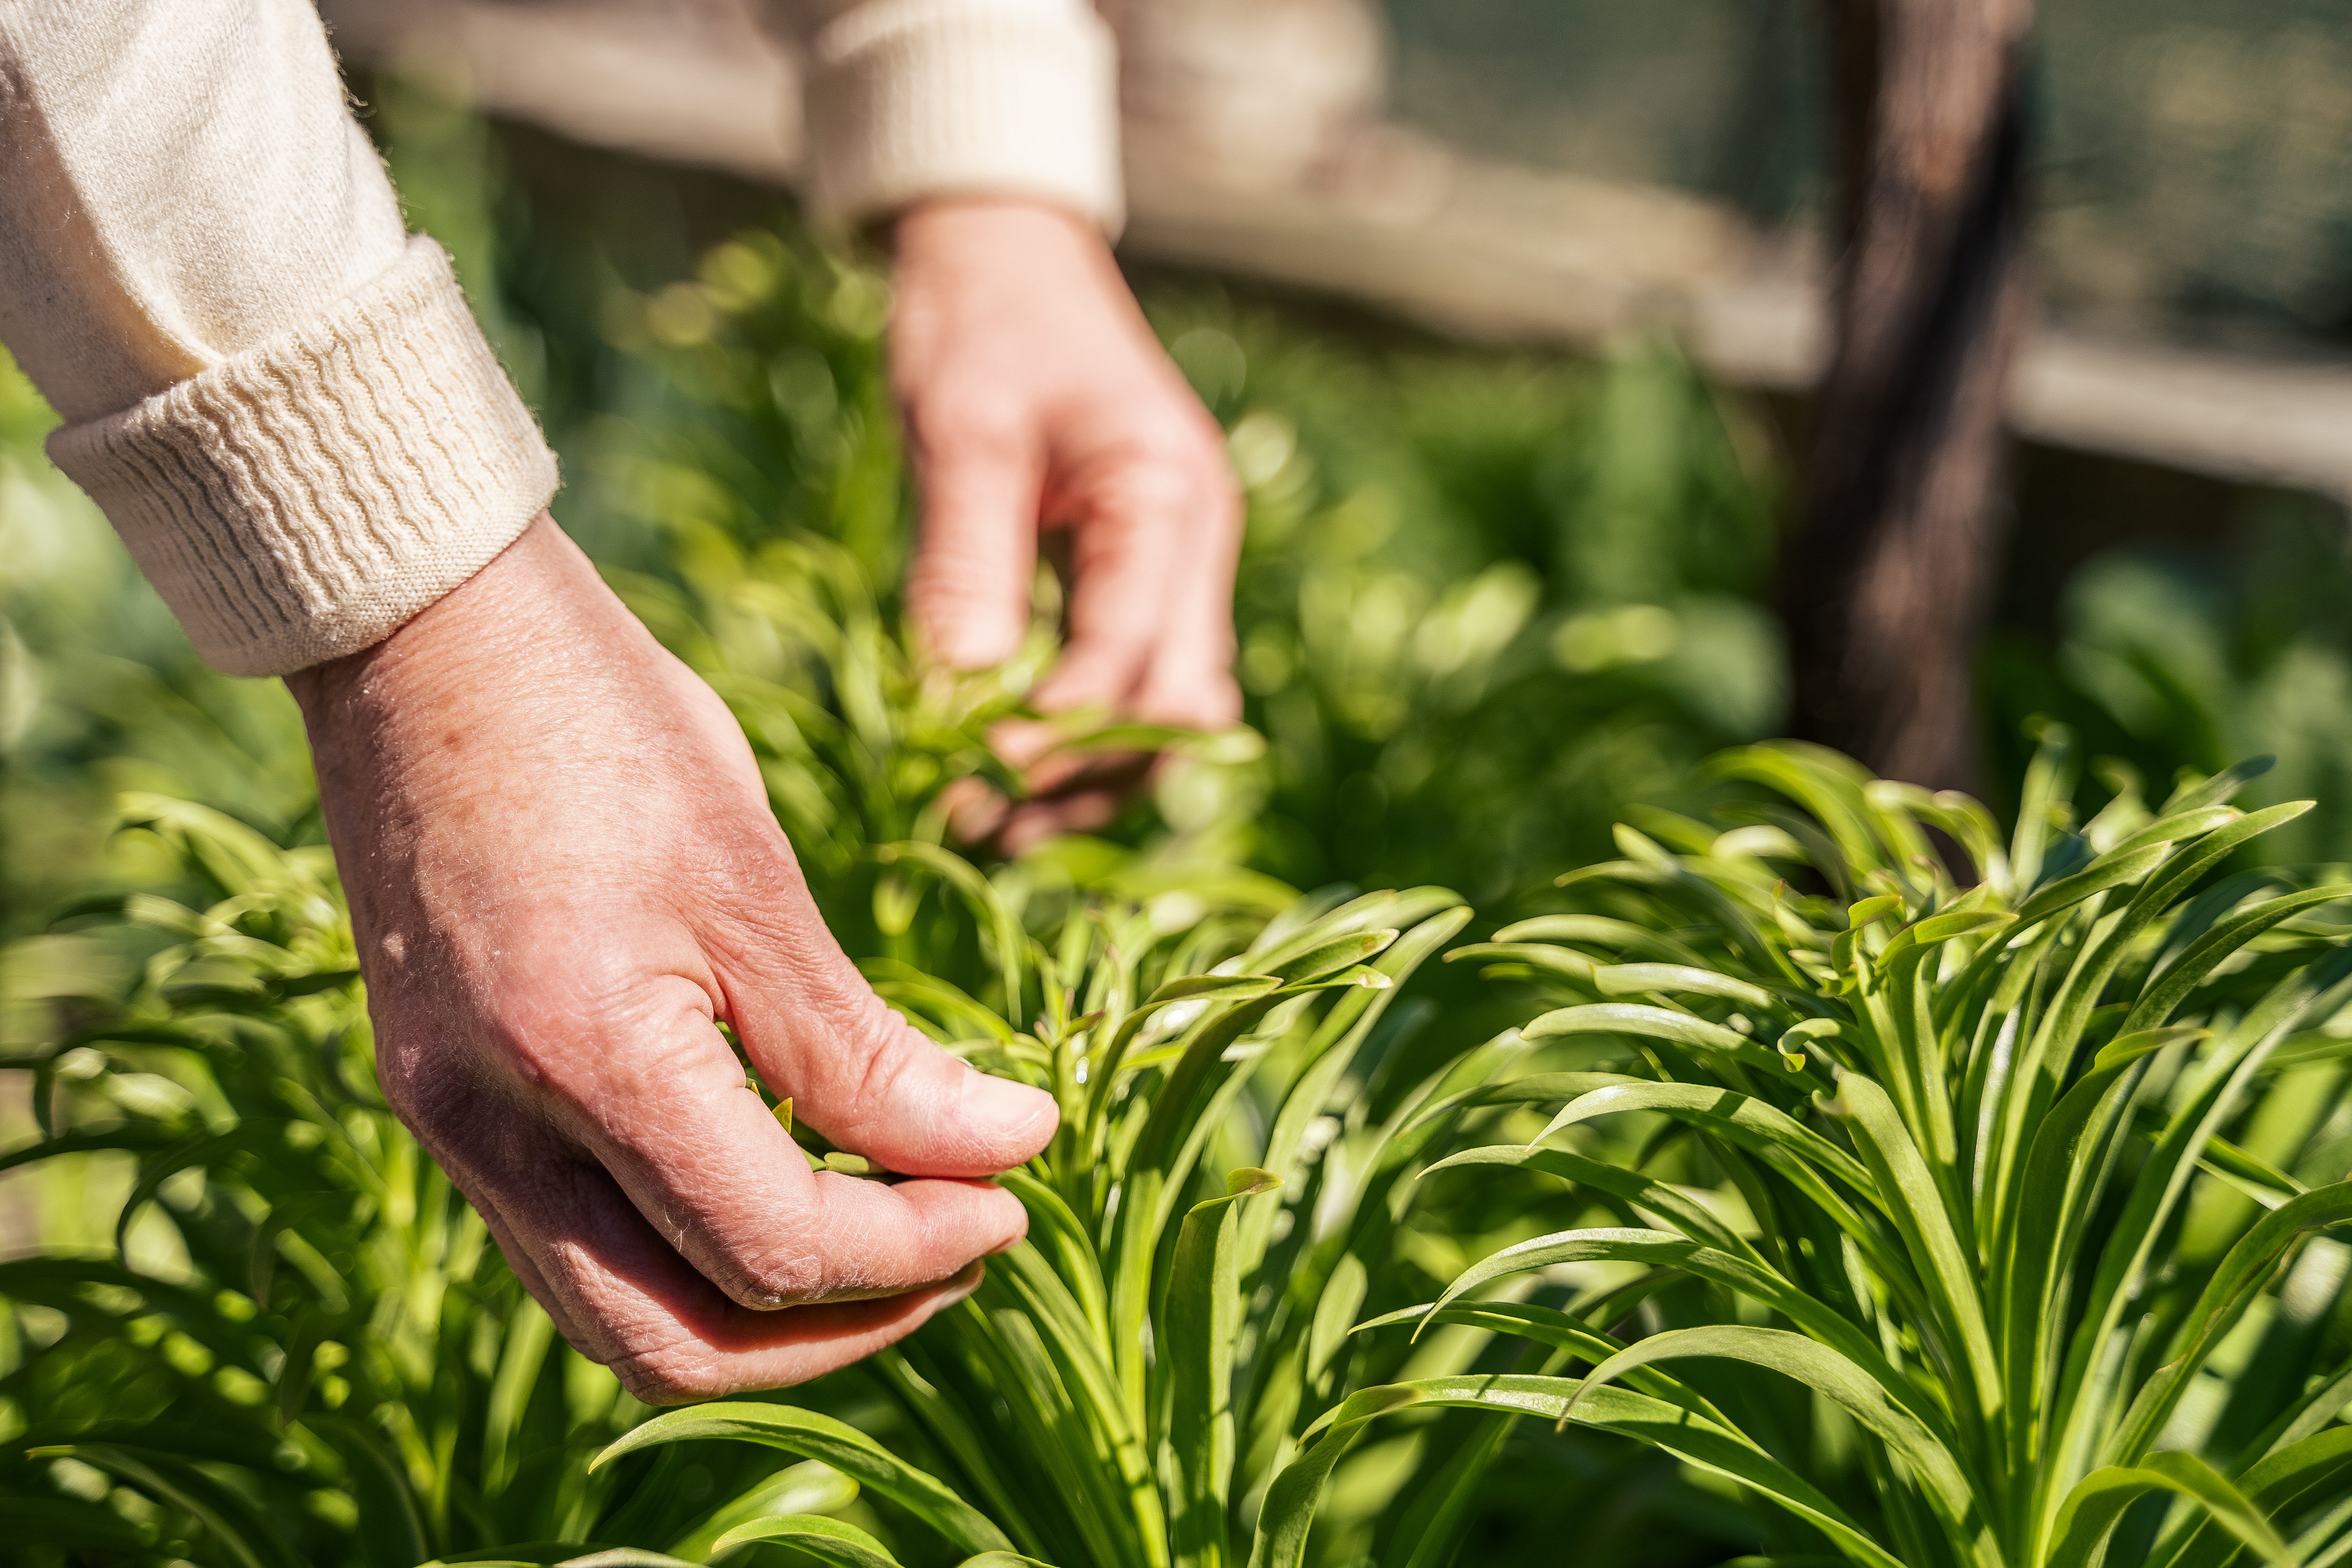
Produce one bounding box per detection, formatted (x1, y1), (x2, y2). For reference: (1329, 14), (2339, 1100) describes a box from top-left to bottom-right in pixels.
(0, 784), (1507, 1566)
(0, 795), (668, 1561)
(1315, 737), (2352, 1568)
(597, 878), (1485, 1568)
(0, 480), (1318, 1566)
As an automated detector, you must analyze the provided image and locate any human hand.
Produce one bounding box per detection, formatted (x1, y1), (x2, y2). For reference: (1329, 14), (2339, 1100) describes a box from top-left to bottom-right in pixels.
(890, 198), (1242, 847)
(285, 515), (1057, 1403)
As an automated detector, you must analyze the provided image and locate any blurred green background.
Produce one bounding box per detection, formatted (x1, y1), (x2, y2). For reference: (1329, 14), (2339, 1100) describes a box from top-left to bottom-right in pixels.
(8, 55), (2352, 947)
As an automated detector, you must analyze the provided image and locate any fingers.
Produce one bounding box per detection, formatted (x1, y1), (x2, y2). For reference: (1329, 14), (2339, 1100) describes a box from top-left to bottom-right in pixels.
(904, 413), (1041, 670)
(454, 1123), (988, 1403)
(1031, 415), (1243, 733)
(717, 915), (1058, 1179)
(989, 748), (1150, 857)
(480, 965), (1032, 1312)
(1029, 451), (1195, 717)
(1130, 465), (1244, 731)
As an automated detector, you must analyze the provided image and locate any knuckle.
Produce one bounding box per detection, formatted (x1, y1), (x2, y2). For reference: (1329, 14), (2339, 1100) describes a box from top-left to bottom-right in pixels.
(906, 545), (1020, 612)
(835, 993), (931, 1129)
(1089, 427), (1236, 527)
(718, 1241), (826, 1308)
(1130, 422), (1222, 485)
(909, 390), (1026, 464)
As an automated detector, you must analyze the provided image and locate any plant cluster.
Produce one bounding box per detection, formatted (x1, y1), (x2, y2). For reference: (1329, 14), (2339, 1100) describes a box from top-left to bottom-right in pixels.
(14, 727), (2352, 1567)
(0, 781), (1453, 1564)
(1350, 738), (2352, 1568)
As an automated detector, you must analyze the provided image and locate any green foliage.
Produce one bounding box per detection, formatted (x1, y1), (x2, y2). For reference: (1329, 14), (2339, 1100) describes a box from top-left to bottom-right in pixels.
(0, 723), (1522, 1566)
(1983, 496), (2352, 864)
(1343, 735), (2352, 1568)
(0, 356), (313, 943)
(586, 220), (1793, 916)
(0, 798), (662, 1561)
(1147, 294), (1786, 902)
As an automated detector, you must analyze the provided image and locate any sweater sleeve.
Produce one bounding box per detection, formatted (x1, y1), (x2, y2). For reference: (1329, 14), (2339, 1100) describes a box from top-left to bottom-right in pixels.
(0, 0), (557, 677)
(765, 0), (1123, 235)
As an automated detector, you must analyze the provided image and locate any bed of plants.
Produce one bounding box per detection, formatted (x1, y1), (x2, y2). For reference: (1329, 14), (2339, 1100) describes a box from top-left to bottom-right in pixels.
(11, 682), (2352, 1565)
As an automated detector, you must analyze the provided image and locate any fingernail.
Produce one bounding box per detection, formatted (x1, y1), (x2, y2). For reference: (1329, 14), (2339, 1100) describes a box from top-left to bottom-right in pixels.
(938, 1260), (986, 1304)
(964, 1068), (1057, 1136)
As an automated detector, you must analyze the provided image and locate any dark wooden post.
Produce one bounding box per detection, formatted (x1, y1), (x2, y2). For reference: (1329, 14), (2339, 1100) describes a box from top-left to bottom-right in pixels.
(1782, 0), (2036, 791)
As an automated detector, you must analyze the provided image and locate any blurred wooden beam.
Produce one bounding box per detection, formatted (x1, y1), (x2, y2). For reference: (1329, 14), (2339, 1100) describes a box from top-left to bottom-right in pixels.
(1779, 0), (2037, 791)
(321, 0), (2352, 515)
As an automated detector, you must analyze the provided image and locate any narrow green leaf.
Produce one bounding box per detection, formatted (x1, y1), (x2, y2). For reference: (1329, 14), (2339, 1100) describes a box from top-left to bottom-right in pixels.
(2121, 886), (2352, 1037)
(1592, 964), (1777, 1009)
(874, 842), (1027, 1011)
(1523, 1004), (1802, 1078)
(2040, 949), (2352, 1535)
(712, 1515), (901, 1566)
(995, 1167), (1110, 1341)
(2105, 804), (2242, 858)
(114, 1123), (278, 1262)
(666, 1461), (859, 1562)
(592, 1404), (1013, 1556)
(1277, 964), (1392, 995)
(2014, 843), (2171, 927)
(28, 1443), (300, 1568)
(2044, 1452), (2293, 1568)
(2132, 801), (2314, 915)
(2110, 1182), (2352, 1466)
(1534, 1082), (1878, 1201)
(0, 1124), (183, 1174)
(1492, 915), (1708, 966)
(1829, 1073), (2002, 1423)
(1436, 1225), (1943, 1437)
(1167, 1168), (1282, 1568)
(1359, 1297), (1749, 1436)
(1442, 942), (1597, 985)
(1244, 1384), (1424, 1568)
(1401, 1071), (1642, 1135)
(1552, 1328), (1985, 1547)
(2163, 1429), (2352, 1568)
(1879, 909), (2016, 962)
(1299, 1373), (1905, 1568)
(1846, 895), (1907, 930)
(1145, 974), (1287, 1006)
(2159, 756), (2275, 815)
(485, 1316), (557, 1495)
(1267, 930), (1396, 984)
(1422, 1145), (1764, 1264)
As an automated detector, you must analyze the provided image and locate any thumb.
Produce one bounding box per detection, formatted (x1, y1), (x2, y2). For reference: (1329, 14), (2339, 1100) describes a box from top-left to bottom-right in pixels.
(905, 428), (1041, 670)
(722, 906), (1057, 1176)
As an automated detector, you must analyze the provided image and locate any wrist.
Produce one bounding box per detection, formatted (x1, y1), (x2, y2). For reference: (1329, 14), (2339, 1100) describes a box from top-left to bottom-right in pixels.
(892, 196), (1107, 274)
(285, 514), (620, 757)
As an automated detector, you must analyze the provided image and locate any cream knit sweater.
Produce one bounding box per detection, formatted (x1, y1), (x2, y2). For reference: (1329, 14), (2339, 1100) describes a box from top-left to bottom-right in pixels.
(0, 0), (1120, 676)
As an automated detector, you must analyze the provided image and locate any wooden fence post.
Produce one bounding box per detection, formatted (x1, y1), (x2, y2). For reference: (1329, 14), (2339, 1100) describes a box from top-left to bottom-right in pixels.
(1782, 0), (2036, 791)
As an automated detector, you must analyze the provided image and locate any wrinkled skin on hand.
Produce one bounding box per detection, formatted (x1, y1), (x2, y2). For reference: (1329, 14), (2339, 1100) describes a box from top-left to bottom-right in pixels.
(289, 517), (1058, 1403)
(891, 199), (1243, 848)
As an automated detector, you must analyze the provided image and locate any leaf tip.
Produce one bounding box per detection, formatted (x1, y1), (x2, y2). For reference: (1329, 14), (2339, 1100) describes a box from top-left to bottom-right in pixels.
(1227, 1166), (1283, 1198)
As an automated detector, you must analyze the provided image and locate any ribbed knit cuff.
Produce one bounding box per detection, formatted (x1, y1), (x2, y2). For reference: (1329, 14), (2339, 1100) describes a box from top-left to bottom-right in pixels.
(46, 236), (558, 678)
(804, 0), (1123, 236)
